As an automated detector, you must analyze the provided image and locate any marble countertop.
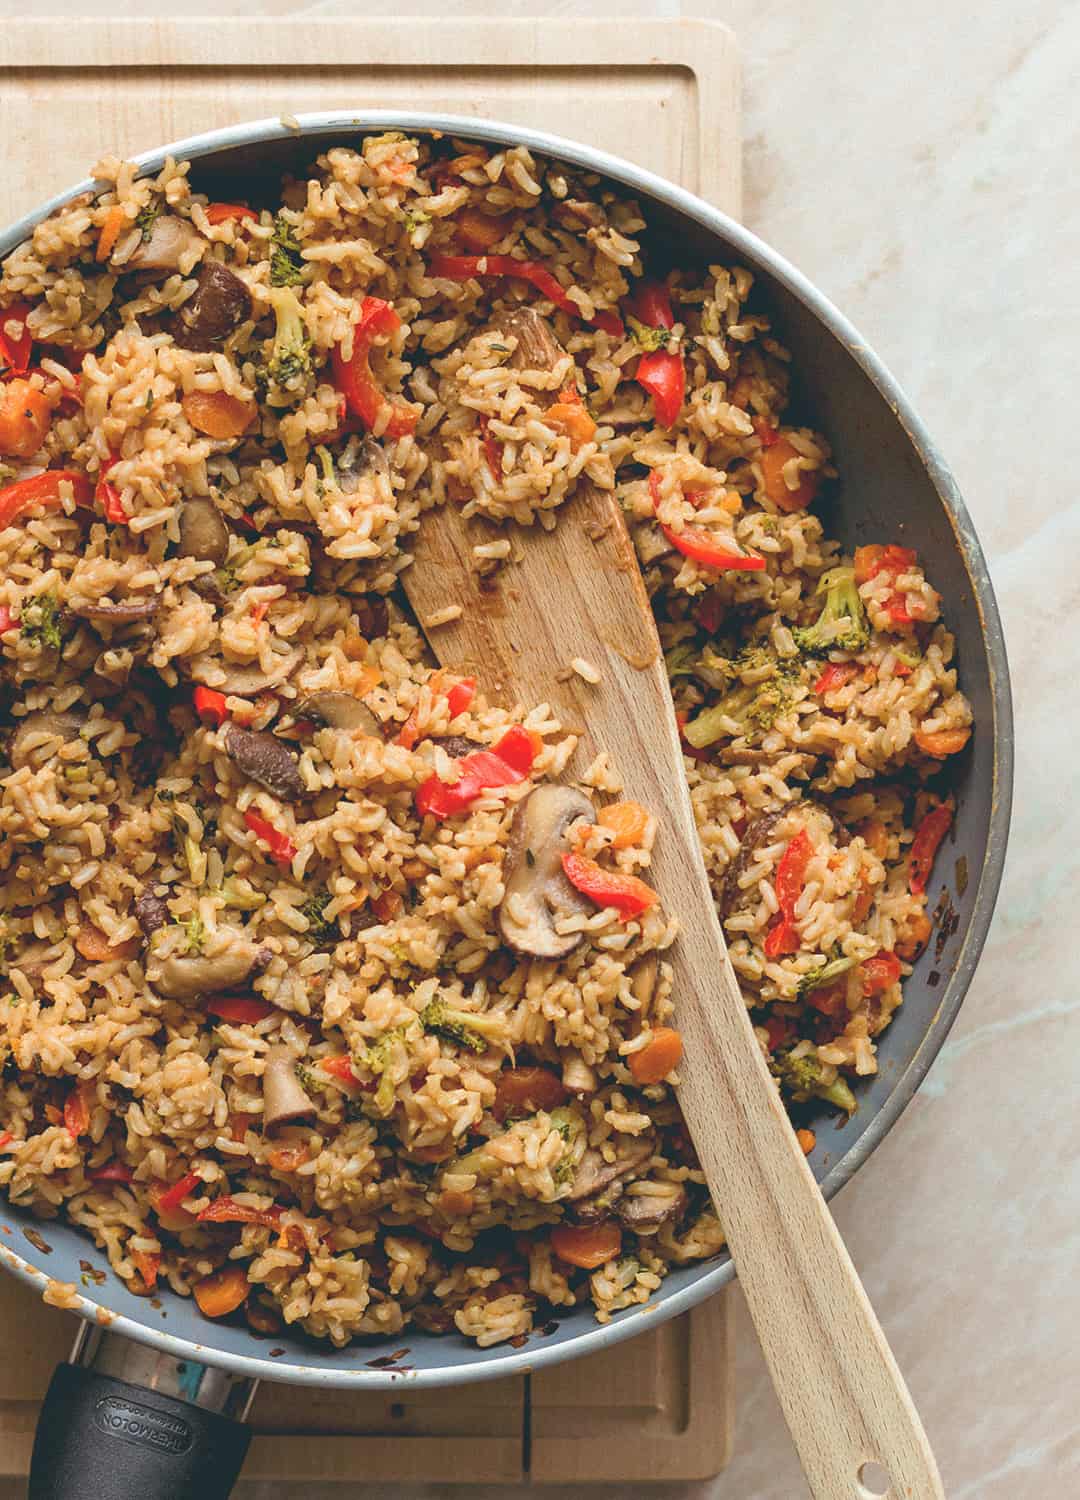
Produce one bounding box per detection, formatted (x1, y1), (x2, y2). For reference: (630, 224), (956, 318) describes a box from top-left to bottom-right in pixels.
(7, 1), (1077, 1496)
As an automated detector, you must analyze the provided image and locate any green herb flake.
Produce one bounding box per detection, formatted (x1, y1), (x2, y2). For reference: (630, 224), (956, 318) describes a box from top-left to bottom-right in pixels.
(21, 592), (63, 654)
(269, 213), (305, 287)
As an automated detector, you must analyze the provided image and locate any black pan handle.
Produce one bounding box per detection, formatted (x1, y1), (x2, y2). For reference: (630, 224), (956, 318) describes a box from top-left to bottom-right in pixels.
(30, 1344), (253, 1500)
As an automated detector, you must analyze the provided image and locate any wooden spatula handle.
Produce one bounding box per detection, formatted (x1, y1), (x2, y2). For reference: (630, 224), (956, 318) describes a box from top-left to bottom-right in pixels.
(644, 701), (944, 1499)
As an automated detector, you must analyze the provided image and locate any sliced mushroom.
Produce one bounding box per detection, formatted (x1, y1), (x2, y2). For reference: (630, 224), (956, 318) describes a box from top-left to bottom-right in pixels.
(439, 734), (486, 759)
(615, 1182), (688, 1234)
(490, 306), (564, 375)
(498, 784), (595, 959)
(224, 725), (305, 800)
(152, 932), (270, 1000)
(189, 644), (304, 696)
(134, 886), (170, 939)
(69, 598), (161, 625)
(628, 952), (658, 1017)
(720, 808), (787, 918)
(173, 261), (252, 351)
(116, 214), (204, 274)
(566, 1133), (656, 1222)
(338, 436), (390, 490)
(294, 691), (380, 737)
(178, 498), (230, 566)
(262, 1045), (316, 1131)
(10, 710), (86, 769)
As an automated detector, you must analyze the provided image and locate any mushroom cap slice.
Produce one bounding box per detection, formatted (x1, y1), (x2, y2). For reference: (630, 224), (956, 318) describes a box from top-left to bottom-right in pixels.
(498, 784), (595, 959)
(262, 1045), (316, 1131)
(134, 886), (170, 938)
(10, 710), (87, 769)
(178, 498), (230, 566)
(116, 214), (204, 273)
(294, 691), (380, 737)
(173, 260), (252, 351)
(152, 932), (269, 1000)
(70, 597), (161, 625)
(615, 1181), (688, 1233)
(224, 725), (305, 800)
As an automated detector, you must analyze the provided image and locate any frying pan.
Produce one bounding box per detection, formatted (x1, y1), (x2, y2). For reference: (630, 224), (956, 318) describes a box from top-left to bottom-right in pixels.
(0, 112), (1012, 1500)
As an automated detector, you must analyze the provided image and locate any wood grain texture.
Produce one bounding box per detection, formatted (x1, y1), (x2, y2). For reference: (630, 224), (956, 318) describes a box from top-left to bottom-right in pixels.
(405, 485), (945, 1498)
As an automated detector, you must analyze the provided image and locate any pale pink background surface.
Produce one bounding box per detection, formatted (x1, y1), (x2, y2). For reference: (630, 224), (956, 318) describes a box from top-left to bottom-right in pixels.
(2, 2), (1077, 1496)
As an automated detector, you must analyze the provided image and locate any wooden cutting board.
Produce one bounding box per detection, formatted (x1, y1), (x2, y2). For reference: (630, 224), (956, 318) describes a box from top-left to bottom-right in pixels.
(0, 14), (741, 1484)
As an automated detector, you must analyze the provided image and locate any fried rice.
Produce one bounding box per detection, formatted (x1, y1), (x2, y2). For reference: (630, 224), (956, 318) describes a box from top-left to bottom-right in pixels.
(0, 133), (972, 1348)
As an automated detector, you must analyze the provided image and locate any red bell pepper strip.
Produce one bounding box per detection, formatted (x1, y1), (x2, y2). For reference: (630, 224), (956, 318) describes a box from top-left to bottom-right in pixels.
(89, 1160), (135, 1183)
(0, 469), (93, 529)
(764, 1015), (795, 1051)
(909, 803), (953, 895)
(131, 1249), (161, 1291)
(478, 414), (503, 477)
(561, 852), (657, 919)
(205, 203), (258, 226)
(427, 253), (623, 336)
(154, 1170), (203, 1216)
(648, 471), (765, 572)
(0, 303), (33, 375)
(853, 544), (920, 626)
(626, 282), (685, 428)
(415, 724), (538, 819)
(95, 453), (129, 524)
(813, 661), (857, 696)
(193, 686), (229, 726)
(0, 606), (16, 635)
(0, 1131), (13, 1151)
(446, 677), (477, 718)
(763, 828), (813, 958)
(196, 1196), (282, 1228)
(63, 1081), (93, 1138)
(330, 297), (419, 440)
(206, 996), (275, 1024)
(861, 951), (902, 995)
(243, 809), (298, 867)
(321, 1054), (361, 1085)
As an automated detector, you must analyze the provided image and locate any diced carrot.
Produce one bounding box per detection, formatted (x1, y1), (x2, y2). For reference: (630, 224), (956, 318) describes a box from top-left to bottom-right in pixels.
(0, 379), (51, 459)
(851, 876), (875, 926)
(806, 984), (847, 1018)
(628, 1027), (683, 1084)
(914, 727), (971, 759)
(437, 1188), (475, 1217)
(853, 544), (886, 584)
(354, 664), (384, 696)
(458, 207), (513, 252)
(759, 437), (820, 513)
(550, 1220), (622, 1270)
(193, 1264), (249, 1319)
(597, 800), (650, 849)
(206, 996), (274, 1024)
(858, 819), (889, 859)
(75, 922), (139, 963)
(194, 686), (230, 726)
(182, 390), (256, 440)
(267, 1143), (310, 1173)
(796, 1128), (816, 1155)
(130, 1248), (161, 1291)
(63, 1080), (95, 1138)
(896, 910), (933, 961)
(197, 1196), (281, 1228)
(546, 387), (597, 450)
(492, 1066), (568, 1123)
(96, 205), (127, 263)
(371, 889), (403, 922)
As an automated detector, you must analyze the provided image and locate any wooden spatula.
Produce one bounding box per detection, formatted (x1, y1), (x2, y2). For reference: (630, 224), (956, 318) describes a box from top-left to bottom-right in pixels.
(402, 313), (944, 1500)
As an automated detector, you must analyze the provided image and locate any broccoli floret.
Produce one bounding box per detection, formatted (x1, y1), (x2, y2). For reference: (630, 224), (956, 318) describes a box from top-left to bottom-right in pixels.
(177, 914), (205, 954)
(683, 663), (799, 748)
(795, 954), (857, 995)
(269, 213), (305, 287)
(549, 1105), (586, 1187)
(300, 888), (337, 950)
(263, 286), (313, 397)
(134, 199), (162, 242)
(773, 1049), (857, 1114)
(21, 592), (63, 654)
(357, 1024), (414, 1116)
(792, 566), (869, 655)
(627, 315), (670, 353)
(420, 997), (503, 1055)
